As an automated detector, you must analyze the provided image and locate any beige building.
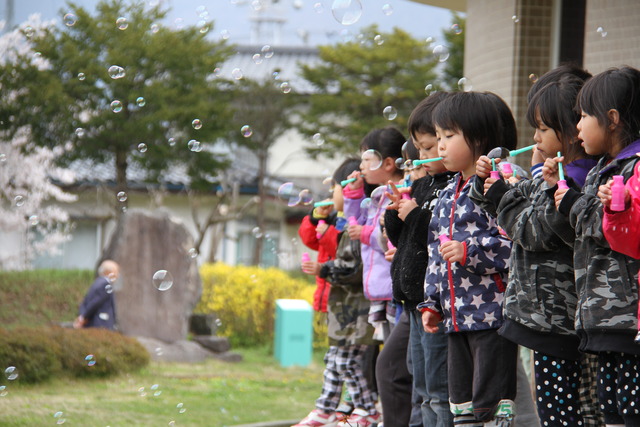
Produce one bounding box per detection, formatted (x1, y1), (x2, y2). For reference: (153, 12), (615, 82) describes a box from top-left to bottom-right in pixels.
(417, 0), (640, 159)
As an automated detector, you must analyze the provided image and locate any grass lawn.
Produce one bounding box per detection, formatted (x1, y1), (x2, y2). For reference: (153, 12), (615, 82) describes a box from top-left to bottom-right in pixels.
(0, 346), (325, 426)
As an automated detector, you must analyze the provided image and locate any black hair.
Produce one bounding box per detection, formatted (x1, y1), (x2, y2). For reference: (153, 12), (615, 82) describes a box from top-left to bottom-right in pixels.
(432, 91), (516, 159)
(408, 91), (449, 139)
(578, 66), (640, 149)
(527, 63), (591, 104)
(332, 157), (360, 185)
(359, 127), (406, 161)
(526, 67), (592, 163)
(402, 138), (420, 161)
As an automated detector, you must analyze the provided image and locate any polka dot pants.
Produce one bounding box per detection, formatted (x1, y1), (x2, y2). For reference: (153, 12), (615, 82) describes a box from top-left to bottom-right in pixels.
(597, 352), (640, 425)
(533, 352), (584, 426)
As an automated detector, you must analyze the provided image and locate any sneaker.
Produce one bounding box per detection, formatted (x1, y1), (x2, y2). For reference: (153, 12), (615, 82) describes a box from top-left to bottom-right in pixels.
(292, 409), (339, 427)
(336, 408), (381, 427)
(335, 401), (354, 416)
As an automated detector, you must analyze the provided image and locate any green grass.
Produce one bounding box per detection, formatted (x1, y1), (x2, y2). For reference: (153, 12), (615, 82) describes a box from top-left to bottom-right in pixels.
(0, 345), (326, 426)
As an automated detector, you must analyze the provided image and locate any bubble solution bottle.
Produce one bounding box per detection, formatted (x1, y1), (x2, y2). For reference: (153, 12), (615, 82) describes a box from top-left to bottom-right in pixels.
(301, 252), (310, 263)
(316, 220), (326, 239)
(610, 175), (626, 212)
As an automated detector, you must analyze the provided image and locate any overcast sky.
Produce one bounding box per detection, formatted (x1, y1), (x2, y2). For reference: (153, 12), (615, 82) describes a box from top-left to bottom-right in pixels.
(5, 0), (456, 47)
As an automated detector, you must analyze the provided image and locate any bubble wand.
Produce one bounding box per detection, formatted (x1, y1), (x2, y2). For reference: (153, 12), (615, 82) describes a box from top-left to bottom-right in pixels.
(490, 158), (500, 179)
(487, 143), (536, 159)
(412, 157), (443, 167)
(313, 200), (334, 208)
(556, 151), (568, 189)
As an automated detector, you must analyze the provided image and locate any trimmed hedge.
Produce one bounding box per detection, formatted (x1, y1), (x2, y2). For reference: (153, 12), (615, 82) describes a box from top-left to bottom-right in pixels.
(0, 326), (150, 384)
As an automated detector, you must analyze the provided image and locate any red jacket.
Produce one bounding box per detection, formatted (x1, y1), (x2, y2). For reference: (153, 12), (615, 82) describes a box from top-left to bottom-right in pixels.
(298, 215), (339, 312)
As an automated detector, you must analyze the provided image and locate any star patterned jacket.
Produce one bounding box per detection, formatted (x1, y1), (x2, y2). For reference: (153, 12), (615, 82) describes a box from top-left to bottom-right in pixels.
(418, 174), (512, 333)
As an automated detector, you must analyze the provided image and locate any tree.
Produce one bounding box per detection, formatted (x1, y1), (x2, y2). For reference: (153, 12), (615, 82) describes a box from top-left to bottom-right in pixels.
(0, 0), (236, 217)
(296, 25), (440, 155)
(441, 12), (466, 91)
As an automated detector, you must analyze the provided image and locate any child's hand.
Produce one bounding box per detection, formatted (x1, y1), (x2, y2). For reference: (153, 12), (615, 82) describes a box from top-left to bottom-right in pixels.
(384, 246), (396, 262)
(315, 221), (329, 237)
(421, 310), (442, 333)
(440, 240), (465, 263)
(598, 179), (631, 208)
(542, 155), (564, 187)
(554, 187), (569, 210)
(301, 260), (320, 276)
(531, 145), (545, 166)
(314, 201), (333, 218)
(348, 224), (362, 241)
(346, 170), (364, 190)
(398, 198), (418, 221)
(476, 155), (498, 179)
(386, 181), (402, 210)
(483, 177), (498, 195)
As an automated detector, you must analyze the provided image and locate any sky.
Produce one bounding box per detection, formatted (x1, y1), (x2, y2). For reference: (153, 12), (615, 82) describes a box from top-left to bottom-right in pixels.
(5, 0), (456, 47)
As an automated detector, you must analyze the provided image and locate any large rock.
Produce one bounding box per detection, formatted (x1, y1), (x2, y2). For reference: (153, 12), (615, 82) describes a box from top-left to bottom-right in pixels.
(103, 209), (201, 343)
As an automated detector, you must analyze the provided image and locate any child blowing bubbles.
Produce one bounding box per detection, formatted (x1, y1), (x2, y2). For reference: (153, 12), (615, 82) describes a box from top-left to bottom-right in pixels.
(418, 92), (517, 426)
(543, 66), (640, 426)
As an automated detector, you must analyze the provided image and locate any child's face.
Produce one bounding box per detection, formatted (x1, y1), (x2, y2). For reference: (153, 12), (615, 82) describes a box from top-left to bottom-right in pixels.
(533, 112), (563, 160)
(413, 132), (447, 176)
(436, 126), (475, 178)
(577, 110), (607, 156)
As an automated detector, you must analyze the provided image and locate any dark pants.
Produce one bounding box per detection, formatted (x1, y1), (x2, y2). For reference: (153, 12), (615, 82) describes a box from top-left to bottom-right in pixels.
(376, 310), (413, 427)
(448, 329), (518, 423)
(597, 352), (640, 426)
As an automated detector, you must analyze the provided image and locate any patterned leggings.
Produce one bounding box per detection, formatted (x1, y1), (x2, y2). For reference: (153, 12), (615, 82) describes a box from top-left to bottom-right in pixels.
(597, 352), (640, 425)
(316, 345), (377, 413)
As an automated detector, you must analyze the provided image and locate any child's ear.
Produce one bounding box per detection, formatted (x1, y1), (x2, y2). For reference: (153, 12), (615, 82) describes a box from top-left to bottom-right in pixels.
(383, 157), (397, 171)
(607, 109), (620, 131)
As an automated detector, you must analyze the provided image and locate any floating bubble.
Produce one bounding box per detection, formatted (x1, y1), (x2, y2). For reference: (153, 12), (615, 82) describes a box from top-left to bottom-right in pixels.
(220, 29), (230, 40)
(312, 133), (325, 147)
(360, 197), (371, 211)
(252, 53), (263, 64)
(116, 17), (128, 30)
(280, 82), (292, 93)
(177, 402), (186, 414)
(53, 411), (65, 425)
(108, 65), (125, 79)
(361, 149), (383, 171)
(252, 226), (263, 238)
(261, 45), (274, 59)
(105, 284), (113, 294)
(75, 128), (85, 138)
(331, 0), (363, 25)
(24, 26), (34, 38)
(0, 153), (5, 162)
(63, 13), (77, 27)
(28, 215), (39, 226)
(110, 100), (123, 113)
(117, 191), (127, 202)
(138, 386), (147, 397)
(383, 106), (397, 121)
(241, 125), (253, 138)
(168, 137), (176, 147)
(77, 72), (86, 81)
(425, 36), (435, 46)
(382, 3), (393, 16)
(457, 77), (472, 92)
(150, 23), (159, 33)
(293, 0), (304, 9)
(231, 68), (243, 80)
(85, 354), (96, 367)
(213, 67), (222, 77)
(432, 45), (450, 62)
(374, 34), (384, 45)
(192, 119), (203, 130)
(4, 366), (18, 381)
(151, 383), (161, 396)
(370, 185), (389, 208)
(137, 143), (148, 153)
(425, 83), (434, 95)
(451, 23), (462, 35)
(197, 20), (210, 34)
(529, 73), (539, 83)
(154, 346), (164, 356)
(298, 189), (313, 206)
(152, 270), (173, 291)
(188, 139), (202, 152)
(596, 26), (607, 37)
(314, 2), (324, 13)
(136, 97), (146, 107)
(14, 195), (25, 207)
(188, 248), (198, 258)
(0, 385), (6, 397)
(512, 15), (520, 23)
(277, 182), (300, 206)
(215, 318), (223, 327)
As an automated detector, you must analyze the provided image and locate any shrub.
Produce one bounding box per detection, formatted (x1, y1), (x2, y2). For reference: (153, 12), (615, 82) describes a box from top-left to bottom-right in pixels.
(0, 327), (149, 384)
(196, 263), (327, 348)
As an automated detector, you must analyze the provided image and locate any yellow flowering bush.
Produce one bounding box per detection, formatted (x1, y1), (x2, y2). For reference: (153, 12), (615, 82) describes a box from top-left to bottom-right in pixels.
(197, 263), (327, 348)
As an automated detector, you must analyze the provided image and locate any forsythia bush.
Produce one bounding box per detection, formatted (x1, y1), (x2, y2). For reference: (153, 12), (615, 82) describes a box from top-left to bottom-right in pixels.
(196, 263), (327, 348)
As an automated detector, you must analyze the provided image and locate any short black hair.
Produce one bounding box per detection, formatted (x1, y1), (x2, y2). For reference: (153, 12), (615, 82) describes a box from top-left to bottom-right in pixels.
(408, 91), (449, 139)
(527, 63), (591, 104)
(432, 91), (516, 159)
(332, 157), (360, 185)
(578, 66), (640, 149)
(359, 127), (406, 161)
(402, 138), (420, 161)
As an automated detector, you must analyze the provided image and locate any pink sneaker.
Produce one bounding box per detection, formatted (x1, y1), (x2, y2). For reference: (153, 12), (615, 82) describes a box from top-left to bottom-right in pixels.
(292, 409), (339, 427)
(336, 408), (381, 427)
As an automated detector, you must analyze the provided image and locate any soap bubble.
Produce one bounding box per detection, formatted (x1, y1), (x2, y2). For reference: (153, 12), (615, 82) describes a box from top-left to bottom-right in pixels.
(75, 128), (85, 138)
(457, 77), (472, 92)
(152, 270), (173, 291)
(383, 106), (397, 120)
(529, 73), (539, 83)
(137, 143), (147, 153)
(138, 386), (147, 397)
(108, 65), (125, 79)
(176, 402), (186, 414)
(0, 385), (6, 397)
(197, 20), (210, 34)
(360, 197), (371, 211)
(110, 100), (123, 113)
(298, 189), (313, 205)
(53, 411), (66, 424)
(151, 383), (162, 396)
(278, 182), (302, 206)
(85, 354), (96, 367)
(4, 366), (18, 381)
(432, 45), (450, 62)
(370, 185), (390, 208)
(192, 119), (202, 129)
(241, 125), (253, 138)
(0, 154), (5, 162)
(361, 149), (383, 171)
(382, 4), (393, 16)
(28, 215), (39, 226)
(105, 284), (113, 294)
(512, 15), (520, 23)
(220, 29), (230, 40)
(116, 17), (128, 30)
(252, 53), (263, 64)
(451, 23), (462, 35)
(64, 13), (77, 27)
(77, 72), (86, 81)
(331, 0), (363, 25)
(14, 195), (25, 207)
(424, 84), (434, 95)
(154, 346), (164, 357)
(231, 68), (244, 80)
(280, 82), (292, 93)
(188, 139), (202, 152)
(261, 45), (274, 59)
(314, 2), (324, 13)
(252, 226), (263, 238)
(136, 97), (146, 107)
(312, 133), (325, 147)
(117, 191), (127, 202)
(374, 34), (384, 45)
(425, 36), (436, 46)
(168, 137), (176, 147)
(188, 248), (198, 258)
(596, 26), (607, 37)
(150, 23), (159, 33)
